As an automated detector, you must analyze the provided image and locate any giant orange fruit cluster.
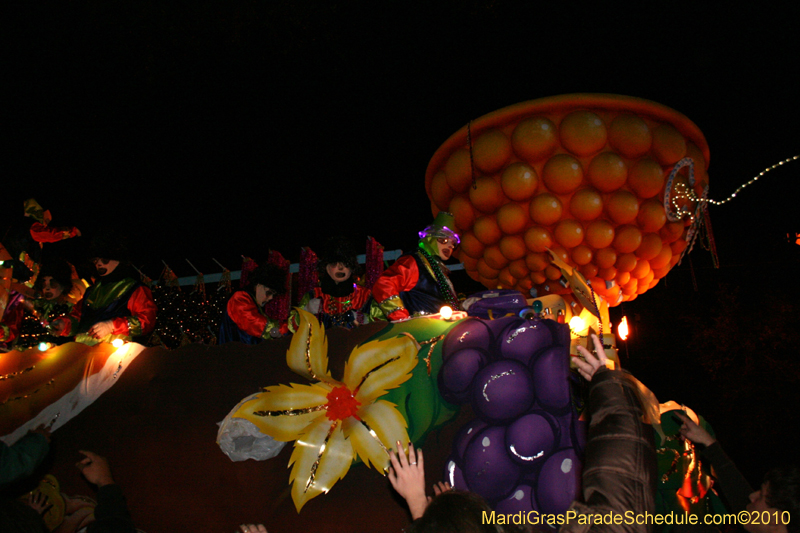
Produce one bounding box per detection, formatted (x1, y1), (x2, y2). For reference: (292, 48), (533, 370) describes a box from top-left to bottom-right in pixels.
(425, 94), (709, 305)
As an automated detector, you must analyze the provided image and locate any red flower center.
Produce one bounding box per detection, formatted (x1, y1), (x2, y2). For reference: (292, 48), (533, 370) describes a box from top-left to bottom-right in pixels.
(325, 386), (361, 421)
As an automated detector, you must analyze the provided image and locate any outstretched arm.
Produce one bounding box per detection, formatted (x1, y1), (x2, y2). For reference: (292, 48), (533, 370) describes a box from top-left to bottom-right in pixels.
(387, 441), (428, 520)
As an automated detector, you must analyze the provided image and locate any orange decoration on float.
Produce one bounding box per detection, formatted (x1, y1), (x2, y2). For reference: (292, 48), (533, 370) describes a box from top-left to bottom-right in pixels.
(425, 94), (709, 305)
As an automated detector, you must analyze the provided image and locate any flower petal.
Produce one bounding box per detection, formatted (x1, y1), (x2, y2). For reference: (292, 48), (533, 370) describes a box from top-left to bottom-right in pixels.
(344, 335), (418, 404)
(342, 400), (409, 472)
(289, 416), (354, 511)
(286, 308), (333, 383)
(233, 383), (331, 442)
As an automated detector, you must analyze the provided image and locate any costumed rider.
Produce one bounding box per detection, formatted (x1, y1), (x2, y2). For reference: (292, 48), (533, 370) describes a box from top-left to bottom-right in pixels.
(372, 212), (461, 321)
(288, 237), (373, 332)
(56, 234), (156, 346)
(16, 258), (83, 349)
(219, 263), (288, 344)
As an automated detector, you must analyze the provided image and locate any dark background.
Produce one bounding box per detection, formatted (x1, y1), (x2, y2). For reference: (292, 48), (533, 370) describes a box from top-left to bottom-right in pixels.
(4, 1), (800, 484)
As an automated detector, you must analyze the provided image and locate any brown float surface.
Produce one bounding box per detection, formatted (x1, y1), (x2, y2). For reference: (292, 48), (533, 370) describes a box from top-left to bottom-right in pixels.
(45, 323), (465, 532)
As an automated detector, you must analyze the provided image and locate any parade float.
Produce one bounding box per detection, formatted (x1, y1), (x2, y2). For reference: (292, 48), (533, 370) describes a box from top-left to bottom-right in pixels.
(7, 94), (793, 531)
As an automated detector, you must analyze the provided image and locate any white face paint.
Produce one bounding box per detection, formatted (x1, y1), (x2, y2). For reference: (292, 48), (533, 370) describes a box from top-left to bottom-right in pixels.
(42, 276), (64, 300)
(93, 258), (119, 277)
(326, 263), (352, 284)
(255, 284), (276, 306)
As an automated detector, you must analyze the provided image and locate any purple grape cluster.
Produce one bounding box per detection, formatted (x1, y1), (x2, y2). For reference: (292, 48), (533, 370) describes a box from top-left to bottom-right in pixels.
(438, 316), (586, 514)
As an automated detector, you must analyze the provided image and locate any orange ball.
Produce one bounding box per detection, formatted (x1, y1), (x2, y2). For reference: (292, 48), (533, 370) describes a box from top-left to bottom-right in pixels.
(484, 245), (509, 270)
(499, 235), (528, 261)
(671, 239), (688, 255)
(542, 154), (584, 194)
(477, 258), (500, 279)
(637, 199), (667, 232)
(498, 267), (517, 288)
(571, 245), (593, 265)
(569, 188), (604, 221)
(606, 190), (640, 224)
(473, 215), (502, 245)
(431, 170), (454, 211)
(635, 232), (663, 260)
(589, 277), (609, 295)
(615, 253), (638, 273)
(595, 247), (617, 269)
(559, 110), (608, 156)
(622, 278), (638, 295)
(496, 203), (529, 235)
(444, 148), (473, 193)
(524, 226), (553, 252)
(554, 219), (585, 248)
(530, 271), (547, 285)
(585, 220), (615, 249)
(660, 221), (685, 244)
(608, 113), (652, 158)
(628, 157), (665, 199)
(525, 252), (550, 272)
(473, 130), (512, 174)
(587, 152), (628, 192)
(549, 246), (570, 264)
(459, 253), (479, 271)
(616, 271), (631, 286)
(579, 263), (599, 280)
(459, 232), (485, 259)
(508, 259), (529, 279)
(517, 277), (533, 292)
(649, 244), (673, 270)
(449, 194), (476, 231)
(652, 265), (672, 279)
(501, 162), (539, 201)
(651, 123), (687, 166)
(613, 225), (643, 253)
(545, 265), (563, 281)
(469, 177), (505, 214)
(530, 193), (563, 226)
(630, 258), (651, 279)
(598, 266), (618, 281)
(512, 116), (558, 162)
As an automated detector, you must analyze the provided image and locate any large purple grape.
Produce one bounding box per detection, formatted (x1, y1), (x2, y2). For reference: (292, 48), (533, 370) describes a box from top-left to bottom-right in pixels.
(444, 456), (468, 490)
(439, 348), (489, 404)
(462, 425), (521, 502)
(499, 318), (554, 365)
(495, 483), (539, 516)
(442, 318), (494, 359)
(535, 448), (582, 514)
(505, 411), (558, 466)
(452, 419), (489, 465)
(530, 346), (571, 410)
(471, 359), (535, 423)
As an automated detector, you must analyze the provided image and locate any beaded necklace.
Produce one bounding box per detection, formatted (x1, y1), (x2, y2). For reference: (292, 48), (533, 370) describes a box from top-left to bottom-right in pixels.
(417, 249), (461, 311)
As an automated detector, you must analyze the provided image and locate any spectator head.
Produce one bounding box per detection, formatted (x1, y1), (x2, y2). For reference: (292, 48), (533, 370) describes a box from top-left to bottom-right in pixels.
(747, 464), (800, 533)
(406, 490), (521, 533)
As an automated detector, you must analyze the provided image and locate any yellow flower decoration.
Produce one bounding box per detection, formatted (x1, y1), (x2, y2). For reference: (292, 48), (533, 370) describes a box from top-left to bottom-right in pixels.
(234, 308), (419, 511)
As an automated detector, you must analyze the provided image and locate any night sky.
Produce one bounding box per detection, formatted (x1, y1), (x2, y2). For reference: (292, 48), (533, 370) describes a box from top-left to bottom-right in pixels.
(4, 1), (800, 478)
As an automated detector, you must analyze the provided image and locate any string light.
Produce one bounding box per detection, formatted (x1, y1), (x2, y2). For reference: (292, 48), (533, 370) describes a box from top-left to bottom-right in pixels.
(667, 155), (799, 221)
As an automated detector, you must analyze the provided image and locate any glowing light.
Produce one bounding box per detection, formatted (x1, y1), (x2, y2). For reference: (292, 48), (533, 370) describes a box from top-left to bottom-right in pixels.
(618, 316), (629, 341)
(111, 339), (125, 348)
(38, 342), (50, 351)
(439, 306), (453, 320)
(568, 316), (585, 333)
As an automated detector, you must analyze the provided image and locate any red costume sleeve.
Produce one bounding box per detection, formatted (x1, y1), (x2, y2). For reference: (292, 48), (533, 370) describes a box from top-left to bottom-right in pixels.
(227, 291), (269, 338)
(371, 255), (419, 321)
(29, 222), (80, 243)
(0, 303), (24, 343)
(110, 286), (156, 336)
